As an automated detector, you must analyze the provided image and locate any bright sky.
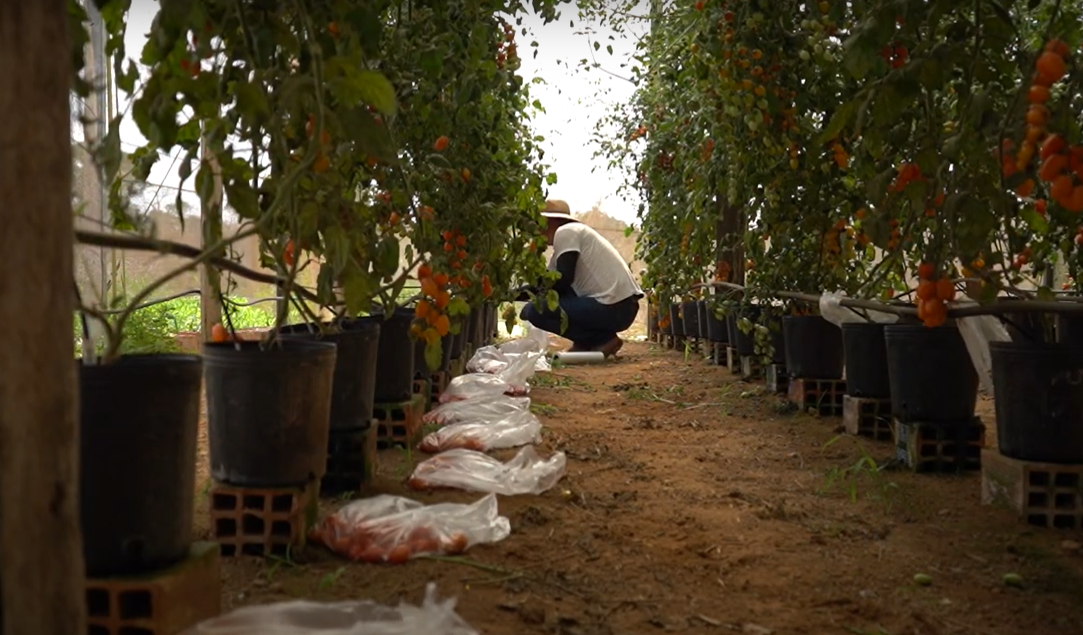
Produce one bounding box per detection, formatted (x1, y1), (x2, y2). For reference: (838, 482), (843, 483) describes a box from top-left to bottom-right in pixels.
(112, 1), (646, 225)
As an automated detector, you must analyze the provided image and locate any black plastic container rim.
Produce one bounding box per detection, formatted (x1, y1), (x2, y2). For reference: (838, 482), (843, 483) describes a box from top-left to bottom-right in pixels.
(989, 340), (1083, 356)
(203, 338), (338, 360)
(884, 323), (956, 334)
(77, 354), (203, 370)
(841, 321), (887, 331)
(360, 307), (416, 321)
(279, 320), (380, 341)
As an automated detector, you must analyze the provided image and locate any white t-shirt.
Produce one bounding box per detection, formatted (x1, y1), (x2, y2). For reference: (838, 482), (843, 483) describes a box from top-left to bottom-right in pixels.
(549, 222), (642, 305)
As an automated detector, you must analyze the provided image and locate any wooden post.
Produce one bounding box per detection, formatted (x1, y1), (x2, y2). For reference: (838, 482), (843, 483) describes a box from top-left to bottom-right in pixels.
(0, 1), (87, 634)
(200, 135), (223, 340)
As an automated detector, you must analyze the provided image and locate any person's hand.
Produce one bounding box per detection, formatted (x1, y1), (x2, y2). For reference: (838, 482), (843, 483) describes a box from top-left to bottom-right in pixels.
(514, 285), (538, 302)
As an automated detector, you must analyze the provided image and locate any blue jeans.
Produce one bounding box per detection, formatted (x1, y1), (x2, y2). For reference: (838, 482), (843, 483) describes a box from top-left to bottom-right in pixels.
(520, 294), (641, 349)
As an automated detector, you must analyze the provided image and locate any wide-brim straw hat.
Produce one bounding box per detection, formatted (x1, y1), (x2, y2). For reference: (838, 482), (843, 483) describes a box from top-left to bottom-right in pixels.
(541, 199), (578, 223)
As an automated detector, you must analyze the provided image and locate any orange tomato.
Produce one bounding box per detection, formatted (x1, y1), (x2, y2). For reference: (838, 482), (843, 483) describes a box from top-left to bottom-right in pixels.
(433, 272), (449, 287)
(1039, 154), (1068, 182)
(445, 533), (468, 555)
(1044, 39), (1070, 58)
(1029, 84), (1051, 104)
(1064, 186), (1083, 213)
(923, 300), (947, 328)
(1036, 51), (1067, 85)
(1036, 198), (1048, 216)
(433, 136), (450, 152)
(210, 323), (229, 343)
(935, 278), (956, 302)
(1051, 174), (1075, 204)
(1026, 104), (1049, 127)
(916, 280), (937, 301)
(283, 239), (295, 267)
(387, 544), (411, 564)
(1016, 179), (1035, 197)
(421, 278), (439, 298)
(455, 235), (467, 247)
(1040, 134), (1066, 161)
(415, 300), (432, 319)
(917, 261), (935, 280)
(418, 264), (432, 279)
(433, 314), (450, 337)
(434, 290), (450, 310)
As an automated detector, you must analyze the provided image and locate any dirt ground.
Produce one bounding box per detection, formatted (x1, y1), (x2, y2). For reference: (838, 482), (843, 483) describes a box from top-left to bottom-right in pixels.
(192, 340), (1083, 635)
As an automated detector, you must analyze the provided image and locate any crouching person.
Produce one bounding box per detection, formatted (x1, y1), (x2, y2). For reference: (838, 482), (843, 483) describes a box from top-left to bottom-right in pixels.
(518, 200), (643, 358)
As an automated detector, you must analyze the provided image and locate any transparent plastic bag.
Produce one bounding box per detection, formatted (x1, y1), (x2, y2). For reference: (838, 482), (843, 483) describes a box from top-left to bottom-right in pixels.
(438, 373), (528, 403)
(308, 493), (510, 564)
(955, 297), (1013, 396)
(819, 291), (899, 327)
(407, 446), (566, 495)
(422, 395), (532, 426)
(418, 410), (542, 453)
(180, 583), (478, 635)
(498, 322), (550, 355)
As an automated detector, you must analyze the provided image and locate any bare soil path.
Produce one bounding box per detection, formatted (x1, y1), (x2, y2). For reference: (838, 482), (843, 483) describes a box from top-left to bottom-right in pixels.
(193, 341), (1083, 635)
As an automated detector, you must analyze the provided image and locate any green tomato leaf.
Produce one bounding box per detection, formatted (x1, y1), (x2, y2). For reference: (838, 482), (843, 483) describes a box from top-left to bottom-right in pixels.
(356, 70), (397, 116)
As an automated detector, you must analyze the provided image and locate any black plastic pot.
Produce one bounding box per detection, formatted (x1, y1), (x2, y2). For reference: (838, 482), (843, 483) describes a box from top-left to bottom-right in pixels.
(782, 316), (844, 379)
(991, 341), (1083, 463)
(731, 306), (762, 356)
(705, 304), (728, 343)
(765, 314), (786, 364)
(450, 322), (466, 358)
(696, 301), (709, 339)
(359, 308), (416, 403)
(1001, 297), (1049, 343)
(647, 303), (660, 337)
(466, 309), (484, 348)
(669, 303), (685, 337)
(725, 311), (738, 344)
(206, 339), (337, 487)
(681, 300), (701, 338)
(1056, 314), (1083, 346)
(485, 303), (498, 344)
(80, 355), (202, 577)
(842, 322), (891, 398)
(884, 324), (979, 424)
(280, 320), (380, 431)
(414, 333), (454, 376)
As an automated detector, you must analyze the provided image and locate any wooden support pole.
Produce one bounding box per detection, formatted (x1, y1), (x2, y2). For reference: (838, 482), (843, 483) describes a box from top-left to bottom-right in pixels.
(200, 135), (223, 340)
(0, 1), (87, 633)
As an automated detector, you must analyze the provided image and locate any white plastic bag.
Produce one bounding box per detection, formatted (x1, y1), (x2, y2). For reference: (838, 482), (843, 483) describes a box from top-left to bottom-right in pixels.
(954, 297), (1013, 396)
(422, 395), (532, 426)
(819, 291), (899, 327)
(465, 346), (509, 374)
(418, 410), (542, 453)
(407, 446), (566, 495)
(422, 395), (531, 426)
(496, 323), (552, 372)
(498, 322), (550, 355)
(438, 373), (528, 403)
(180, 583), (478, 635)
(308, 493), (510, 563)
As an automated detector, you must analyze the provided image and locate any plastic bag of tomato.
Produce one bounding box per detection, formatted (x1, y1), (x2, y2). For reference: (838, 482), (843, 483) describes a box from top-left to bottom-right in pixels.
(438, 373), (529, 403)
(309, 493), (510, 564)
(421, 394), (531, 427)
(407, 446), (567, 495)
(418, 410), (542, 453)
(181, 582), (478, 634)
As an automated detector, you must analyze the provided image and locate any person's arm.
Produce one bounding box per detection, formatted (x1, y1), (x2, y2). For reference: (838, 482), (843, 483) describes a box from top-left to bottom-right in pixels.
(550, 251), (579, 296)
(513, 252), (576, 301)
